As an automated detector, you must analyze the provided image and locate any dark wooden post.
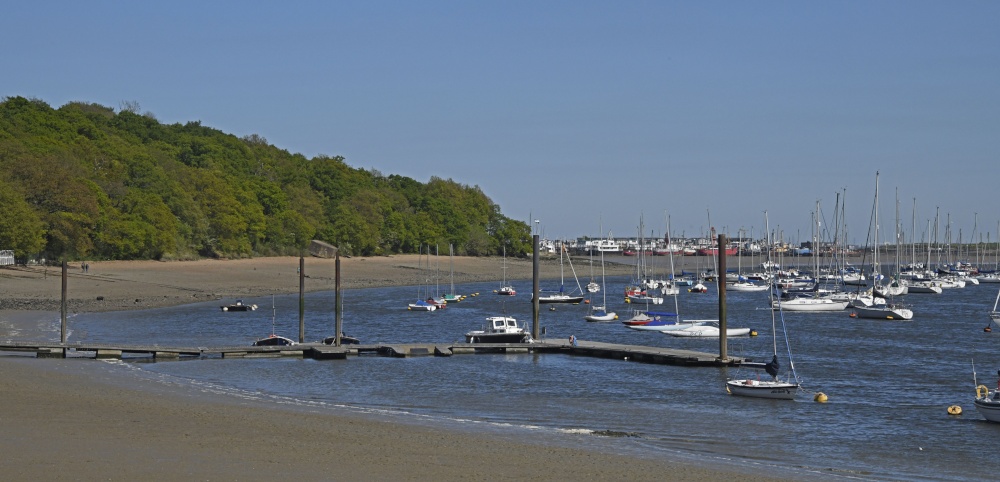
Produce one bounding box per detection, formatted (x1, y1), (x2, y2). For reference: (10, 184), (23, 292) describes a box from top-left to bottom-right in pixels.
(60, 261), (67, 346)
(335, 252), (342, 346)
(299, 256), (305, 343)
(532, 235), (540, 340)
(717, 234), (728, 362)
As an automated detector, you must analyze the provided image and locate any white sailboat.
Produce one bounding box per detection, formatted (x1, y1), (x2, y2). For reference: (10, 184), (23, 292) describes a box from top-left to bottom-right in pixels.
(495, 245), (516, 296)
(852, 173), (913, 321)
(408, 245), (437, 311)
(585, 234), (617, 322)
(727, 212), (801, 399)
(443, 244), (466, 303)
(534, 241), (585, 304)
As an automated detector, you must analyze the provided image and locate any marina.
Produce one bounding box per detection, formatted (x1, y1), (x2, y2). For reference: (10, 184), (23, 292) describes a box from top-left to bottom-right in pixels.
(4, 250), (1000, 481)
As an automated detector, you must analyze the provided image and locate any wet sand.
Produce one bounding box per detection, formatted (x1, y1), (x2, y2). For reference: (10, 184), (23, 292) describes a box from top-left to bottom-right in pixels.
(0, 256), (796, 480)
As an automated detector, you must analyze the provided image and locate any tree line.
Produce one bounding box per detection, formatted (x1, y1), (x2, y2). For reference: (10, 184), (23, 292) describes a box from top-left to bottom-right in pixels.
(0, 97), (531, 262)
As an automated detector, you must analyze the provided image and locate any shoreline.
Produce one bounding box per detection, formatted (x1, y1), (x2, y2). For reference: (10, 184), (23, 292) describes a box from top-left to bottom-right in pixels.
(0, 256), (799, 480)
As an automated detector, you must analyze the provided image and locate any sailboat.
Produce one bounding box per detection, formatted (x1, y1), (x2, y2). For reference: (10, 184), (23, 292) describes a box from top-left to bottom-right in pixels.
(252, 295), (297, 346)
(727, 213), (801, 399)
(728, 228), (768, 292)
(495, 245), (516, 296)
(443, 244), (466, 303)
(852, 172), (913, 321)
(585, 233), (617, 322)
(626, 215), (715, 334)
(408, 245), (438, 311)
(624, 217), (664, 305)
(534, 241), (585, 304)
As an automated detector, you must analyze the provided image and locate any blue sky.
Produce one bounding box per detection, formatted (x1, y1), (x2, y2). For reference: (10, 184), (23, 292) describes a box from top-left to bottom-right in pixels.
(5, 1), (999, 249)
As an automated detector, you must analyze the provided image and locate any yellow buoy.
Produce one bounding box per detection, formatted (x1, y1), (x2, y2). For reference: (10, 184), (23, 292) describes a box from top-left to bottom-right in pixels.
(947, 405), (963, 415)
(814, 392), (829, 403)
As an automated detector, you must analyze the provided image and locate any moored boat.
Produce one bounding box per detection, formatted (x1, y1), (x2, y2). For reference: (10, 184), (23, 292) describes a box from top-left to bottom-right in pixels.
(465, 316), (532, 343)
(221, 300), (257, 312)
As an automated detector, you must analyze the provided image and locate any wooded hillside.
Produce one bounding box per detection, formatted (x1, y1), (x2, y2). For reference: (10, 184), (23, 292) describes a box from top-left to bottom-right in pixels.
(0, 97), (530, 261)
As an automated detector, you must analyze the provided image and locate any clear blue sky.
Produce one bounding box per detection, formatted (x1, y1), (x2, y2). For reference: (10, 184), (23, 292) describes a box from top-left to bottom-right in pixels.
(6, 1), (998, 249)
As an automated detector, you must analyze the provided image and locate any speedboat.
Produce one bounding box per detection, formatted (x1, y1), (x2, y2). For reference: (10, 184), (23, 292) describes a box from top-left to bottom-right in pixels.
(465, 316), (532, 343)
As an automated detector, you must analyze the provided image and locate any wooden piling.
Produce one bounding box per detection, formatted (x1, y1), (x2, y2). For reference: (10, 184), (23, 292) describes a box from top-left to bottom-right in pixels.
(532, 234), (540, 340)
(717, 234), (728, 363)
(298, 256), (305, 343)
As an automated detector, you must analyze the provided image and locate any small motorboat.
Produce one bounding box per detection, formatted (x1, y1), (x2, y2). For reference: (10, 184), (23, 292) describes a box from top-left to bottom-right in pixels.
(465, 316), (532, 343)
(221, 300), (258, 312)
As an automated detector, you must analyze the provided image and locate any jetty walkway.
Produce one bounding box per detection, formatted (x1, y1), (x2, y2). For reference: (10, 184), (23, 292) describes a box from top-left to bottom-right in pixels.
(0, 339), (746, 366)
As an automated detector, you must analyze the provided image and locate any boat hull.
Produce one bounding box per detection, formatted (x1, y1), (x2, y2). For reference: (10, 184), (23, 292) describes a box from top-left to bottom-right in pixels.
(974, 398), (1000, 422)
(464, 333), (531, 343)
(773, 299), (849, 311)
(584, 312), (618, 322)
(853, 306), (914, 320)
(537, 295), (585, 304)
(727, 380), (799, 400)
(665, 326), (751, 337)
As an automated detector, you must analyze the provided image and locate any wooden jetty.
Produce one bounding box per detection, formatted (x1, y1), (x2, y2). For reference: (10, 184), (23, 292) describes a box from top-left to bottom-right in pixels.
(0, 339), (746, 366)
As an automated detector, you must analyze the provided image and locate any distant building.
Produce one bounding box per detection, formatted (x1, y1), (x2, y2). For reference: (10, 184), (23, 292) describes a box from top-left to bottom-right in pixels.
(0, 250), (13, 266)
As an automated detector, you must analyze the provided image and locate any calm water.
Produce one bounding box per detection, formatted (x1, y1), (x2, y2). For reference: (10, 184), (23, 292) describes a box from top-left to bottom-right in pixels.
(25, 273), (1000, 481)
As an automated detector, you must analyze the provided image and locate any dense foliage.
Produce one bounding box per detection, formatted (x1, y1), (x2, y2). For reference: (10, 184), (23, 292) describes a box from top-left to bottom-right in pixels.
(0, 97), (531, 261)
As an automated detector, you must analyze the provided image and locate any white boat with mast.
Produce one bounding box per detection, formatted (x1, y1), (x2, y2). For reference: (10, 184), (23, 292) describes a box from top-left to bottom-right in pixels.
(727, 213), (801, 399)
(252, 295), (297, 346)
(972, 361), (1000, 422)
(495, 244), (516, 296)
(851, 173), (913, 321)
(443, 244), (466, 303)
(408, 245), (438, 311)
(773, 202), (849, 312)
(729, 227), (768, 292)
(534, 241), (585, 304)
(585, 231), (617, 322)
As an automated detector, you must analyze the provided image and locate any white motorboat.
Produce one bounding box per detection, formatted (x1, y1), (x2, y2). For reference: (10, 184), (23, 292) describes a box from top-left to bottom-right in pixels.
(465, 315), (532, 343)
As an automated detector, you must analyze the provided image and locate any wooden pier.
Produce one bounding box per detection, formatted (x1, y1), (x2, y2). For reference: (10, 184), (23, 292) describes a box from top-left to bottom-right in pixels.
(0, 339), (746, 366)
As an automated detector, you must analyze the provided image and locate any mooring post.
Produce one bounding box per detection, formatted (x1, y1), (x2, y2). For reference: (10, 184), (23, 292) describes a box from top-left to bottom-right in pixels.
(299, 256), (305, 343)
(60, 261), (67, 347)
(532, 234), (540, 340)
(717, 234), (728, 363)
(335, 251), (342, 347)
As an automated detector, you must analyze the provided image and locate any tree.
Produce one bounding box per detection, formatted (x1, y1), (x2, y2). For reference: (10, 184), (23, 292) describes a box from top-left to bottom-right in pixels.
(0, 180), (46, 257)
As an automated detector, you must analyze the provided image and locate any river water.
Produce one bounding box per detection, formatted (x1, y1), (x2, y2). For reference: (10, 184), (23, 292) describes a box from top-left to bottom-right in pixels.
(21, 273), (1000, 481)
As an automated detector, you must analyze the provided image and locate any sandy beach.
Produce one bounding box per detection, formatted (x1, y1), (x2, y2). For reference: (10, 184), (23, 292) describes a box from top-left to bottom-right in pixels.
(0, 256), (795, 481)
